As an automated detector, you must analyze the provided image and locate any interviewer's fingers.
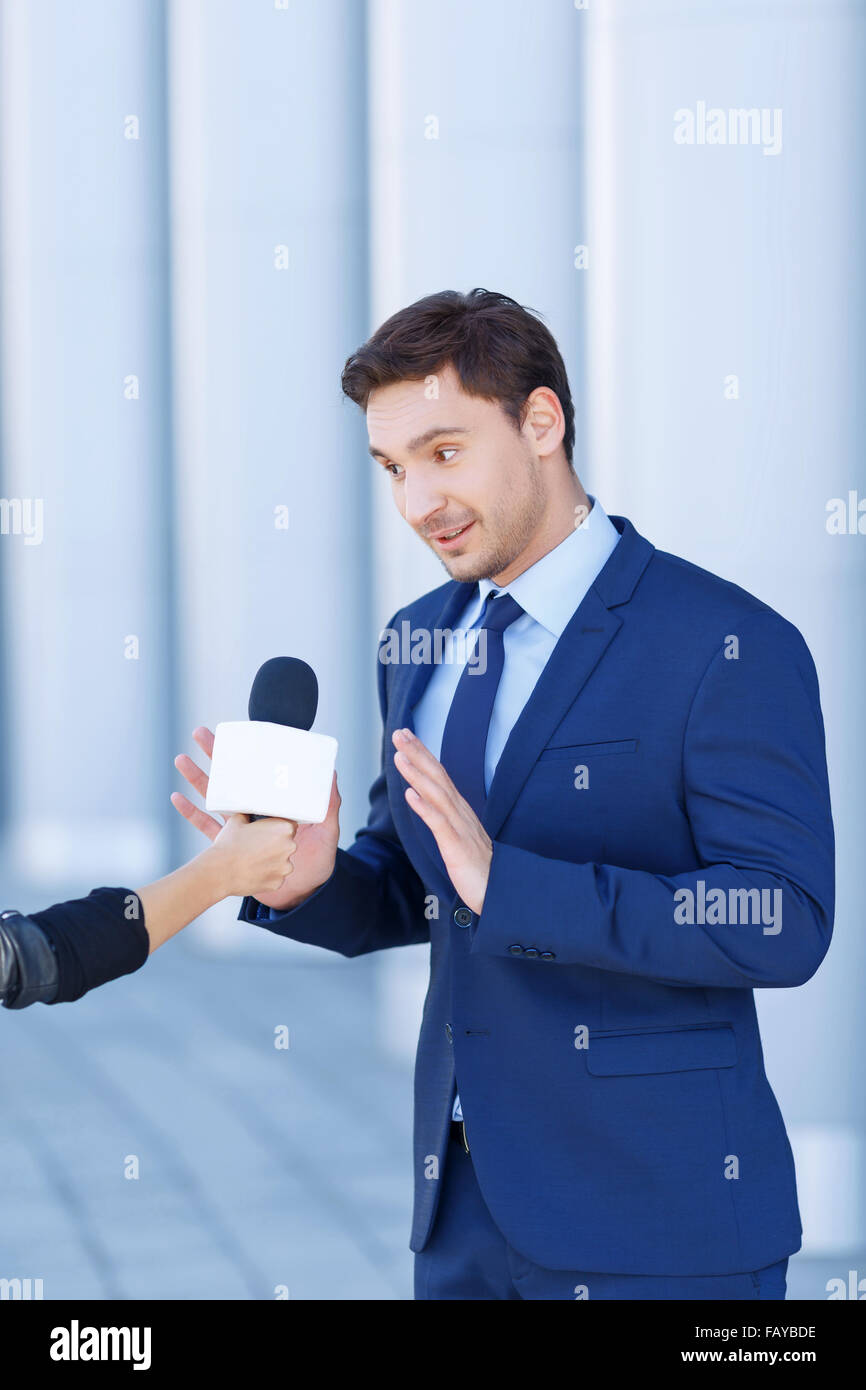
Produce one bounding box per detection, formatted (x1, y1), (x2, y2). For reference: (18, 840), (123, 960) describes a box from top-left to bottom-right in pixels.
(170, 791), (224, 842)
(250, 815), (299, 852)
(232, 815), (299, 892)
(174, 753), (209, 800)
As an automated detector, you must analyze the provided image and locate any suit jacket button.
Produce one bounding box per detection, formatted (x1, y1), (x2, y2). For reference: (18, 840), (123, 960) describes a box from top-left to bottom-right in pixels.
(524, 947), (540, 959)
(445, 1023), (453, 1043)
(508, 943), (524, 955)
(540, 951), (556, 960)
(453, 907), (473, 927)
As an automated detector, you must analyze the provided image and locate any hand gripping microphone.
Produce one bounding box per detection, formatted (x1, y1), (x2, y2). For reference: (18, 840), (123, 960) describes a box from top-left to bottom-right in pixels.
(205, 657), (338, 824)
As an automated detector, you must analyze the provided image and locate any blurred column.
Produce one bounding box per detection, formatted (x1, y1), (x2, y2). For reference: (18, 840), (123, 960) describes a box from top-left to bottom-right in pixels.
(0, 0), (174, 887)
(584, 0), (866, 1255)
(366, 0), (587, 1056)
(166, 0), (372, 955)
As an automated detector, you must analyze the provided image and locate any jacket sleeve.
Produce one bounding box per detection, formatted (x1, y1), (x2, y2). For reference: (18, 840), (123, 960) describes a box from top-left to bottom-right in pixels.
(238, 617), (431, 958)
(3, 887), (149, 1005)
(472, 610), (835, 989)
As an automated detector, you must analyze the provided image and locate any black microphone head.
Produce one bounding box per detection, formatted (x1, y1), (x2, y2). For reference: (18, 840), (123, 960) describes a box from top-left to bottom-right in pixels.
(248, 657), (318, 731)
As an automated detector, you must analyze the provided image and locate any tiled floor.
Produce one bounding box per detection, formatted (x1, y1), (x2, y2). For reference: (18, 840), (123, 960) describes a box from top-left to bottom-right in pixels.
(0, 929), (415, 1300)
(0, 909), (858, 1302)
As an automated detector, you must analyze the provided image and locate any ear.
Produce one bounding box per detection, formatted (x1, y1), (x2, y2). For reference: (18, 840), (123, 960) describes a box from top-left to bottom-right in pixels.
(523, 387), (565, 459)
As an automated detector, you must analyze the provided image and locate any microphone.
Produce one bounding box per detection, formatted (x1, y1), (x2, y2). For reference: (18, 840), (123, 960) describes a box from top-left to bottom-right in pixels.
(205, 657), (338, 824)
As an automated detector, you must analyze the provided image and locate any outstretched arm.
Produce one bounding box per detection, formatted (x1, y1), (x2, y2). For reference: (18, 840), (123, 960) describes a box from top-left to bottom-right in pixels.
(2, 812), (299, 1008)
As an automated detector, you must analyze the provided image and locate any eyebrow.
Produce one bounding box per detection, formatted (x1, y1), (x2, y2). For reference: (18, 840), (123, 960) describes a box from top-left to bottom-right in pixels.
(368, 425), (470, 460)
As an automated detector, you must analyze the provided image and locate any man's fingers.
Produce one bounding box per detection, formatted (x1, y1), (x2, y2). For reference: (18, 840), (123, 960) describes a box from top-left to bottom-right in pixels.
(192, 726), (215, 760)
(174, 753), (210, 799)
(392, 730), (461, 801)
(317, 772), (341, 834)
(391, 728), (448, 772)
(170, 791), (223, 842)
(404, 785), (451, 835)
(394, 749), (459, 817)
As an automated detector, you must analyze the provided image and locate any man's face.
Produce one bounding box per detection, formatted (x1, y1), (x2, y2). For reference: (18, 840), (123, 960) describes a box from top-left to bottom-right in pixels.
(366, 364), (548, 583)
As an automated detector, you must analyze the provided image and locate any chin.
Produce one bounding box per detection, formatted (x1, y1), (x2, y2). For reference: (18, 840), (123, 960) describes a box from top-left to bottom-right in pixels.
(443, 554), (494, 583)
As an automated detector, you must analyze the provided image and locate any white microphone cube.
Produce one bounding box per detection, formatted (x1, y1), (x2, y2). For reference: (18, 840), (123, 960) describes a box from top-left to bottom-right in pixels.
(205, 721), (338, 824)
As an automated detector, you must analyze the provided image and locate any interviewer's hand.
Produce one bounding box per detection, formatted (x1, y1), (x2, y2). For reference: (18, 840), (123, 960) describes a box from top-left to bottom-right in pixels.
(172, 727), (341, 911)
(136, 814), (301, 956)
(207, 813), (299, 898)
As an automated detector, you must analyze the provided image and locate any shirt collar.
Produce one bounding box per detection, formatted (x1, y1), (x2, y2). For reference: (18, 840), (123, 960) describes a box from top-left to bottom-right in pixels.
(476, 496), (620, 638)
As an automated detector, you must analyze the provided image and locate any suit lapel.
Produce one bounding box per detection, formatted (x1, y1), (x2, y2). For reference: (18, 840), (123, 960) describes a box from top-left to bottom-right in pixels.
(483, 516), (655, 841)
(482, 589), (621, 840)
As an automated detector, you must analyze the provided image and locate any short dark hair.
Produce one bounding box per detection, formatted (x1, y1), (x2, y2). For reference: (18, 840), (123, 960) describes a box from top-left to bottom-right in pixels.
(341, 288), (575, 466)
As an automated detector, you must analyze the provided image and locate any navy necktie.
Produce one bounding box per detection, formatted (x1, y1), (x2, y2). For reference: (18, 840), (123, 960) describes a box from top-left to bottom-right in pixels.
(439, 590), (525, 819)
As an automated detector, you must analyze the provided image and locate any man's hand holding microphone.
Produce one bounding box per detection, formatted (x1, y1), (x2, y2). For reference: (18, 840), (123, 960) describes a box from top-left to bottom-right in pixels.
(172, 726), (341, 913)
(172, 656), (342, 913)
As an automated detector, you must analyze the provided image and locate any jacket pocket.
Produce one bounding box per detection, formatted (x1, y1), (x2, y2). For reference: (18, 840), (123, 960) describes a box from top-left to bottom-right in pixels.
(585, 1023), (737, 1076)
(538, 738), (638, 761)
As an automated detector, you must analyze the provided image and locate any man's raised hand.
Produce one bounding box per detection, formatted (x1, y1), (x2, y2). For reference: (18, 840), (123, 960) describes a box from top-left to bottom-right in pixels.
(392, 727), (493, 915)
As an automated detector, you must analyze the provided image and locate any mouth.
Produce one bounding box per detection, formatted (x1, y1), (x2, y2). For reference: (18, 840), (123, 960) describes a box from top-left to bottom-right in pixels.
(429, 520), (475, 550)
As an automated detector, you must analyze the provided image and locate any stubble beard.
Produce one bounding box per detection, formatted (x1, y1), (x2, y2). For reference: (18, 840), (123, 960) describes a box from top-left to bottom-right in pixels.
(437, 460), (547, 584)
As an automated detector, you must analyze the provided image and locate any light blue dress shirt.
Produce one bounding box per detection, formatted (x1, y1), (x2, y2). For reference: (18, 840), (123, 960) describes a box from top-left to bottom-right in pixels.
(410, 497), (621, 1123)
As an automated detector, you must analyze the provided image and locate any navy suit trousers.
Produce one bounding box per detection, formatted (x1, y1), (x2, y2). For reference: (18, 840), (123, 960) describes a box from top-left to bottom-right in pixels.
(415, 1130), (789, 1301)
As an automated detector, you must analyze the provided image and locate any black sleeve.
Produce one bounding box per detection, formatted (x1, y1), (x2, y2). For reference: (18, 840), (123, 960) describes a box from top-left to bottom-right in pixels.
(26, 886), (150, 1004)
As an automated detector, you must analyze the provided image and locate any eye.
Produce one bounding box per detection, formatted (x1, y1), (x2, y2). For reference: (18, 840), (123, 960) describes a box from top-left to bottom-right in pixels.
(384, 462), (404, 479)
(434, 447), (458, 462)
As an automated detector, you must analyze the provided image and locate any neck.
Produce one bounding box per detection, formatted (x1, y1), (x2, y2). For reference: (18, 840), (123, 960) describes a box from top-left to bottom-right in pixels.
(491, 472), (591, 586)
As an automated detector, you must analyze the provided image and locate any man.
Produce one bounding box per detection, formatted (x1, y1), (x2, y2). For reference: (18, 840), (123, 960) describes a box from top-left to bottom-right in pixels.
(174, 289), (834, 1300)
(2, 812), (298, 1008)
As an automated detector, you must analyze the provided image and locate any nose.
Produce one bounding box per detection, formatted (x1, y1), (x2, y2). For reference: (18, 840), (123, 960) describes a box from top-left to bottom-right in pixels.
(401, 473), (448, 532)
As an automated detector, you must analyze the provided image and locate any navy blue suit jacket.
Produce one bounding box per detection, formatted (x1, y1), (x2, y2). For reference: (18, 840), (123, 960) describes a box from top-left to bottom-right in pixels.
(240, 515), (834, 1275)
